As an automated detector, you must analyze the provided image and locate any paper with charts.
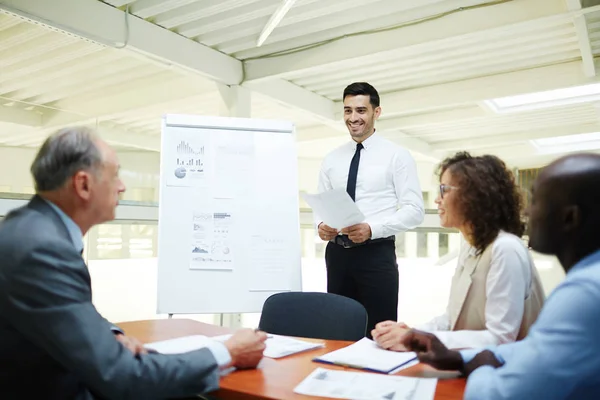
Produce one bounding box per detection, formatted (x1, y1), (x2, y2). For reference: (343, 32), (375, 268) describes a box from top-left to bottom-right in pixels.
(314, 338), (417, 374)
(212, 334), (325, 359)
(294, 367), (437, 400)
(301, 189), (365, 230)
(190, 209), (234, 270)
(166, 133), (208, 188)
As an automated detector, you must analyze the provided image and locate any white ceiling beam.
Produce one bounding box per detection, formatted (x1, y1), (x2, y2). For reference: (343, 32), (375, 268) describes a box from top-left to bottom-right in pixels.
(243, 79), (336, 122)
(0, 105), (42, 127)
(567, 0), (597, 76)
(431, 122), (600, 151)
(0, 0), (243, 84)
(243, 0), (567, 81)
(359, 61), (599, 115)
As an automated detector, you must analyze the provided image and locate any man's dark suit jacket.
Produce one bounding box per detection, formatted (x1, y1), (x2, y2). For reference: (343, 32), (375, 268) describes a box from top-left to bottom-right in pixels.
(0, 196), (220, 399)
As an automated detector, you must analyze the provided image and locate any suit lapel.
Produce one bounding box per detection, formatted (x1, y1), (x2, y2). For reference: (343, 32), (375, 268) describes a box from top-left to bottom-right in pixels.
(448, 245), (482, 329)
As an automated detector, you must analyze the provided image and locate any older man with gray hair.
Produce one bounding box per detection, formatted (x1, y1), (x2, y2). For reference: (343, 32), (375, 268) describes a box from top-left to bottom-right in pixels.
(0, 126), (267, 399)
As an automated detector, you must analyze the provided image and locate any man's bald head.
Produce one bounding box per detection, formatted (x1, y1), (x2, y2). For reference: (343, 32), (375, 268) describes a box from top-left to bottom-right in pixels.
(538, 153), (600, 210)
(527, 153), (600, 270)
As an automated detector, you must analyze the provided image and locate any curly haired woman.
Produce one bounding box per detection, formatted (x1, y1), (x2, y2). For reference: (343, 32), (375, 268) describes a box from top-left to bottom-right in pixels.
(373, 152), (545, 350)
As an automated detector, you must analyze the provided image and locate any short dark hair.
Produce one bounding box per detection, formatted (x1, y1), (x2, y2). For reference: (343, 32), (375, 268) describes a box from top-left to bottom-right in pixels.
(438, 151), (524, 254)
(343, 82), (380, 108)
(31, 126), (103, 192)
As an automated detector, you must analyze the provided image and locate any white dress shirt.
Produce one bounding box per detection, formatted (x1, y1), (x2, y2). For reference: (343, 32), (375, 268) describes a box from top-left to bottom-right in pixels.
(417, 231), (534, 349)
(316, 133), (425, 239)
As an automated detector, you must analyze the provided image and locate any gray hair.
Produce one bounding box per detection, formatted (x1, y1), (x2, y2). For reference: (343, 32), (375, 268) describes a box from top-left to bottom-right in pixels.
(31, 126), (103, 192)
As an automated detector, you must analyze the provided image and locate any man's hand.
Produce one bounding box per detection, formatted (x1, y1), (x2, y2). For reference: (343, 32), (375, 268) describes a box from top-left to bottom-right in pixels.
(341, 223), (371, 244)
(463, 350), (503, 377)
(318, 222), (338, 241)
(372, 321), (411, 351)
(400, 329), (463, 371)
(223, 329), (267, 369)
(115, 333), (147, 356)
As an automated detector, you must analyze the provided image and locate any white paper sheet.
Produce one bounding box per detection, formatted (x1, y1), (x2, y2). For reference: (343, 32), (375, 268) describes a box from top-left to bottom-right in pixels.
(212, 133), (255, 199)
(190, 208), (234, 270)
(165, 132), (209, 188)
(294, 367), (437, 400)
(314, 338), (417, 374)
(248, 233), (291, 291)
(301, 189), (365, 230)
(144, 335), (212, 354)
(212, 334), (325, 359)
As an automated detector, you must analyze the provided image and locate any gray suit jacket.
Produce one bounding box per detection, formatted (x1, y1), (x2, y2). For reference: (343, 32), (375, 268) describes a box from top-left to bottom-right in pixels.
(0, 196), (220, 399)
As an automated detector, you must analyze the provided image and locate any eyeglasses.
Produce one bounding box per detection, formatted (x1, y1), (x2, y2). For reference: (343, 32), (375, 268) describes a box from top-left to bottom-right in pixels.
(439, 184), (459, 199)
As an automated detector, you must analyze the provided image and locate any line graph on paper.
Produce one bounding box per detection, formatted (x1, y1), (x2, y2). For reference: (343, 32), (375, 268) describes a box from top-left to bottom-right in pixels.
(190, 211), (234, 271)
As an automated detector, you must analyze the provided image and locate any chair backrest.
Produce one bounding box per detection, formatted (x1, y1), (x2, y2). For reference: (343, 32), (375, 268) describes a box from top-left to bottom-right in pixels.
(258, 292), (367, 341)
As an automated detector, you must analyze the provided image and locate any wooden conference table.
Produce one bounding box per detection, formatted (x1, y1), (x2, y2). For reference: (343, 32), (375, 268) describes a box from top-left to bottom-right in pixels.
(118, 319), (466, 400)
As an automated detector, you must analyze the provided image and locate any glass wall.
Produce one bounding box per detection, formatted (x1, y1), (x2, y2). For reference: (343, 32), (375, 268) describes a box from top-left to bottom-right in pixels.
(71, 208), (564, 328)
(83, 215), (464, 328)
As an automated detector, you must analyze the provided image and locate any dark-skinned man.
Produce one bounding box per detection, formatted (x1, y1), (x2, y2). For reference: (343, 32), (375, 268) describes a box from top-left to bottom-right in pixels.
(397, 153), (600, 399)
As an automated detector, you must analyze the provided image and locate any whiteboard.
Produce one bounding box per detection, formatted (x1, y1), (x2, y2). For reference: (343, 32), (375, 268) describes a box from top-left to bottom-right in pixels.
(156, 114), (302, 314)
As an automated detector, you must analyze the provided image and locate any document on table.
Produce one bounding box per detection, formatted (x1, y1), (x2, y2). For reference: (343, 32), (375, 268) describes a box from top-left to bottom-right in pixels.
(301, 189), (365, 230)
(294, 367), (437, 400)
(144, 335), (213, 354)
(212, 334), (325, 359)
(313, 338), (418, 374)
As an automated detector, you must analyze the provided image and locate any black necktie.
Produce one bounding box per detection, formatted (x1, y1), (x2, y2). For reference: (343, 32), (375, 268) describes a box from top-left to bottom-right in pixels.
(346, 142), (364, 201)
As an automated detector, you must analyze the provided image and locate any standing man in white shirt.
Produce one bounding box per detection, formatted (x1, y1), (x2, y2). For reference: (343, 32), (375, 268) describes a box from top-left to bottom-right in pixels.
(316, 82), (425, 337)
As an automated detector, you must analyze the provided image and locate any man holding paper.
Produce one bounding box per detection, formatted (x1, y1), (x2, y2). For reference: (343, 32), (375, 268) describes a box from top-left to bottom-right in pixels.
(315, 82), (425, 336)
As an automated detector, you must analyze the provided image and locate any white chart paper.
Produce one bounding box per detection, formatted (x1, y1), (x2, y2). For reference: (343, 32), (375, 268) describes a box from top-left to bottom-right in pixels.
(190, 208), (234, 270)
(165, 132), (209, 187)
(302, 189), (365, 230)
(294, 367), (437, 400)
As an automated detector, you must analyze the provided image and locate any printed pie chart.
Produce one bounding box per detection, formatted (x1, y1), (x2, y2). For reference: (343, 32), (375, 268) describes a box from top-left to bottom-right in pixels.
(174, 167), (186, 178)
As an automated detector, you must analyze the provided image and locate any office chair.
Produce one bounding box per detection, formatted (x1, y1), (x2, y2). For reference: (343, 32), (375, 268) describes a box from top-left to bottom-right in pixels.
(258, 292), (367, 341)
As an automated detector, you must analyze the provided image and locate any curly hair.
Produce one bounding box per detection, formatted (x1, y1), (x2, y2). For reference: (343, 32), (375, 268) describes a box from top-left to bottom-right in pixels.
(438, 151), (524, 254)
